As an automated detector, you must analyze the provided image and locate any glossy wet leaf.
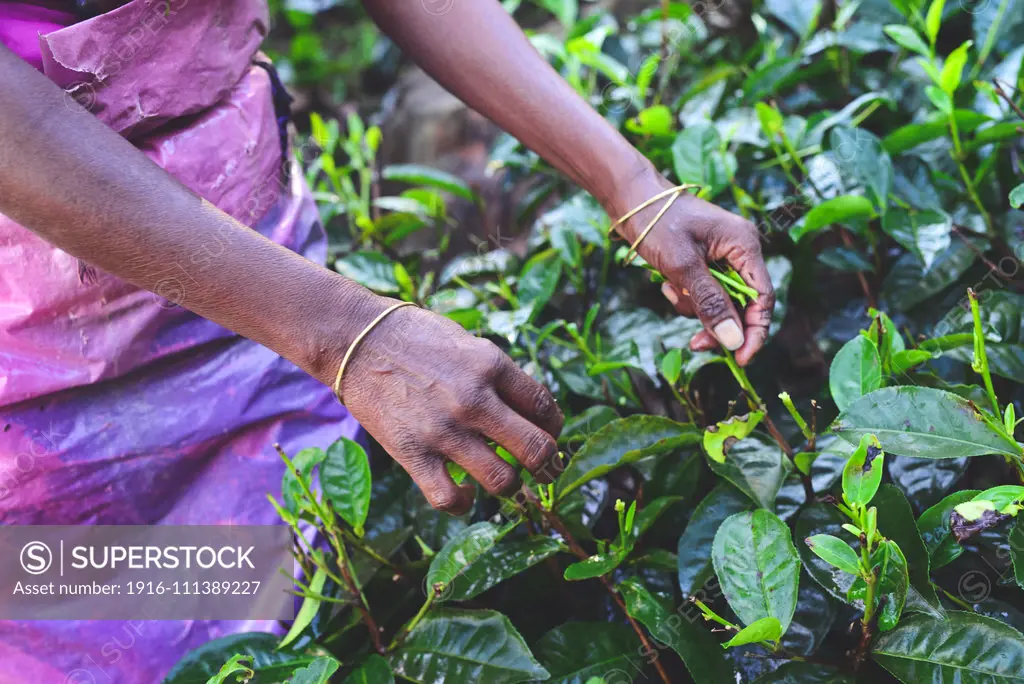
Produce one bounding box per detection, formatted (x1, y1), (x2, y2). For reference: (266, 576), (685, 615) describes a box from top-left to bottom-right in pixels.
(873, 484), (939, 607)
(712, 510), (801, 633)
(206, 655), (253, 684)
(764, 0), (821, 36)
(703, 411), (764, 463)
(678, 484), (754, 597)
(805, 534), (861, 575)
(707, 433), (791, 509)
(427, 522), (502, 596)
(832, 386), (1021, 458)
(163, 633), (315, 683)
(842, 434), (884, 507)
(723, 616), (783, 649)
(619, 579), (734, 684)
(888, 454), (968, 511)
(532, 622), (640, 684)
(448, 537), (563, 601)
(343, 655), (393, 684)
(672, 123), (733, 197)
(872, 611), (1024, 682)
(335, 251), (401, 294)
(388, 608), (549, 683)
(283, 447), (326, 515)
(848, 540), (908, 631)
(556, 416), (701, 497)
(321, 437), (372, 536)
(884, 24), (930, 56)
(382, 163), (479, 202)
(563, 552), (623, 581)
(830, 126), (892, 213)
(881, 239), (982, 311)
(518, 248), (562, 314)
(782, 573), (838, 656)
(880, 207), (951, 271)
(829, 336), (882, 413)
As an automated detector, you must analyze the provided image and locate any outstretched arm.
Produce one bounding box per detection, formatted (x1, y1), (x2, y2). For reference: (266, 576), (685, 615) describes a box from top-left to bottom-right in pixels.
(0, 44), (563, 514)
(364, 0), (774, 363)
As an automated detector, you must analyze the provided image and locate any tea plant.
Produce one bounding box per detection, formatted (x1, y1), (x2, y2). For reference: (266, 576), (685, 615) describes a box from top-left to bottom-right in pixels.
(166, 0), (1024, 681)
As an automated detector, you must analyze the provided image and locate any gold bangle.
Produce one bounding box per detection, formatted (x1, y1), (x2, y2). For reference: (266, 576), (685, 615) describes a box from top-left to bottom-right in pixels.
(610, 184), (700, 266)
(333, 301), (416, 404)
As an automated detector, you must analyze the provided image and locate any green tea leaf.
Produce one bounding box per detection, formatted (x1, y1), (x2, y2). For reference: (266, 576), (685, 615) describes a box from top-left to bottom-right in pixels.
(1012, 183), (1024, 209)
(557, 416), (701, 497)
(335, 251), (402, 294)
(291, 657), (341, 684)
(343, 656), (392, 684)
(427, 522), (501, 597)
(660, 348), (683, 386)
(842, 434), (885, 507)
(917, 489), (980, 568)
(389, 608), (549, 683)
(939, 40), (972, 94)
(873, 484), (940, 608)
(795, 195), (876, 240)
(707, 433), (791, 509)
(448, 537), (563, 601)
(563, 552), (623, 581)
(678, 484), (754, 597)
(382, 163), (479, 202)
(829, 126), (892, 214)
(884, 25), (930, 56)
(829, 336), (883, 413)
(619, 579), (734, 684)
(282, 447), (326, 515)
(206, 655), (253, 684)
(796, 504), (858, 602)
(925, 0), (945, 45)
(723, 616), (783, 649)
(672, 123), (733, 198)
(712, 510), (801, 633)
(164, 633), (315, 683)
(321, 437), (372, 536)
(832, 386), (1021, 458)
(533, 622), (640, 684)
(873, 611), (1024, 681)
(764, 0), (822, 37)
(279, 566), (327, 649)
(805, 535), (861, 575)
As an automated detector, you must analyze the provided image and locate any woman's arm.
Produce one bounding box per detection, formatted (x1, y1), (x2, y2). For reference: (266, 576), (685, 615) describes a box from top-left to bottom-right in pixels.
(364, 0), (775, 363)
(0, 45), (562, 514)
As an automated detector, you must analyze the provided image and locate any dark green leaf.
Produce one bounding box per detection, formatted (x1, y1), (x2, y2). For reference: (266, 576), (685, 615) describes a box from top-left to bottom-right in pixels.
(563, 552), (623, 581)
(280, 566), (326, 649)
(881, 208), (952, 271)
(283, 447), (326, 515)
(1011, 519), (1024, 589)
(830, 126), (892, 213)
(448, 537), (563, 601)
(873, 484), (939, 608)
(427, 522), (501, 596)
(764, 0), (822, 36)
(888, 454), (968, 511)
(335, 251), (401, 294)
(518, 248), (562, 313)
(829, 336), (883, 413)
(619, 579), (734, 684)
(782, 573), (839, 656)
(832, 386), (1020, 458)
(707, 433), (791, 509)
(873, 611), (1024, 682)
(817, 246), (874, 272)
(388, 608), (549, 683)
(533, 622), (640, 684)
(560, 406), (620, 446)
(884, 24), (930, 55)
(164, 633), (315, 684)
(678, 484), (754, 597)
(672, 123), (733, 197)
(343, 655), (393, 684)
(713, 510), (802, 633)
(321, 437), (372, 536)
(859, 540), (909, 631)
(382, 164), (479, 202)
(557, 416), (701, 497)
(881, 239), (982, 311)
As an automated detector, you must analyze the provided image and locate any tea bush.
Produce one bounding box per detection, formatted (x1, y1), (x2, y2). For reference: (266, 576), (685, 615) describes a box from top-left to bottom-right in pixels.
(167, 0), (1024, 682)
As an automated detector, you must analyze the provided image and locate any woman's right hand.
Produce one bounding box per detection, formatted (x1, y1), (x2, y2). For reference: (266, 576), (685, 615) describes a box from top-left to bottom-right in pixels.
(336, 303), (564, 515)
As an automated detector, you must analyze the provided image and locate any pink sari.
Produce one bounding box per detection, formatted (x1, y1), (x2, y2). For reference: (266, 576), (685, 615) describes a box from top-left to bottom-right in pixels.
(0, 2), (361, 681)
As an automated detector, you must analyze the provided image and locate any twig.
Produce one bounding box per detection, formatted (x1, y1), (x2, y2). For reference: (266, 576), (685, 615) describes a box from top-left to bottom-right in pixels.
(840, 229), (876, 309)
(523, 488), (672, 684)
(993, 79), (1024, 123)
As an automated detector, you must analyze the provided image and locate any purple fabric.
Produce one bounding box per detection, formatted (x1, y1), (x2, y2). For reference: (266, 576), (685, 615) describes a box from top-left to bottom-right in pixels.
(0, 2), (76, 71)
(0, 1), (363, 681)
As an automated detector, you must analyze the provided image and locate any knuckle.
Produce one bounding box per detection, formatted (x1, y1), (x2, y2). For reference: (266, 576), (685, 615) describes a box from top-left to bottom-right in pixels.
(485, 461), (518, 495)
(430, 489), (462, 513)
(694, 282), (729, 317)
(522, 431), (557, 471)
(475, 339), (509, 379)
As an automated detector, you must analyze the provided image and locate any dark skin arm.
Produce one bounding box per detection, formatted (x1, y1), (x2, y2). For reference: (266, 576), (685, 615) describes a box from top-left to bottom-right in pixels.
(363, 0), (774, 360)
(0, 1), (772, 513)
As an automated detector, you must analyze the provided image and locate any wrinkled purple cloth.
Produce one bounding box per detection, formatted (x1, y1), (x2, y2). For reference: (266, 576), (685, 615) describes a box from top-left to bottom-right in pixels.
(0, 1), (362, 681)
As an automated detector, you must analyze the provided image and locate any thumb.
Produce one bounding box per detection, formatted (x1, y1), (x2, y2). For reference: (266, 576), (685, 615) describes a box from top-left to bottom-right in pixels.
(680, 266), (745, 351)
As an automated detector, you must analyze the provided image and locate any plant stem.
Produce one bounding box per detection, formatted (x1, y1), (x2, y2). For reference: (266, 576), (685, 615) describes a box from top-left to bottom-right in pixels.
(524, 488), (672, 684)
(932, 581), (974, 611)
(969, 289), (1001, 418)
(947, 117), (993, 233)
(779, 392), (813, 443)
(341, 527), (410, 578)
(330, 528), (385, 654)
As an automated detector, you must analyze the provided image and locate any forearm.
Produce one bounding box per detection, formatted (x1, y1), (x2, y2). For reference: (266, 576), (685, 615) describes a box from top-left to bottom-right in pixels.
(363, 0), (656, 220)
(0, 46), (386, 385)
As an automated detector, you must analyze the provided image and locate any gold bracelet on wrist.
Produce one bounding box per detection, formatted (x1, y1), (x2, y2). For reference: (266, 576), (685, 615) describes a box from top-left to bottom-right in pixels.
(610, 184), (701, 266)
(333, 301), (416, 404)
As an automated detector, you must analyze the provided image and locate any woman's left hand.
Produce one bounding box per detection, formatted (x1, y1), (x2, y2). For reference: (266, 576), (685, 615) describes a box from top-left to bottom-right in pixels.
(614, 168), (775, 367)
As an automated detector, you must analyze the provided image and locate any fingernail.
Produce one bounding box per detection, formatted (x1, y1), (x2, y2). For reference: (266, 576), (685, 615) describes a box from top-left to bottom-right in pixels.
(713, 320), (744, 351)
(661, 283), (679, 306)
